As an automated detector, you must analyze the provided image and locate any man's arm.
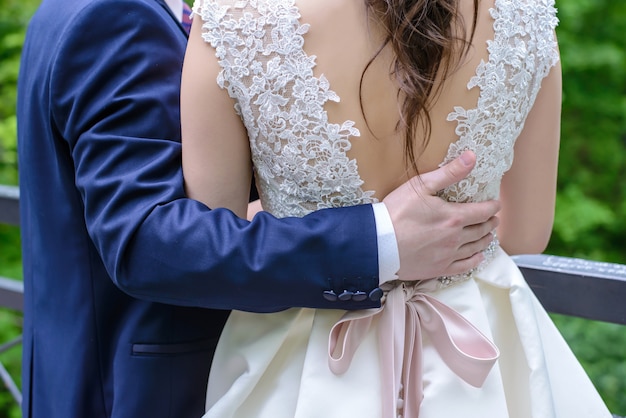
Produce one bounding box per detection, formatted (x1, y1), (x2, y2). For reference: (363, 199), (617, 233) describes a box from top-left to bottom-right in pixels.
(51, 0), (380, 312)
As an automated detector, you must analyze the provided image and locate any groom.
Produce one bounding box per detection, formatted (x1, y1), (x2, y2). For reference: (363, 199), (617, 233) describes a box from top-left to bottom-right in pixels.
(16, 0), (500, 417)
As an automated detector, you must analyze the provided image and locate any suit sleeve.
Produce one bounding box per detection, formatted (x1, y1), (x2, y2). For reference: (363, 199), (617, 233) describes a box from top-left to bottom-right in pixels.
(49, 0), (380, 312)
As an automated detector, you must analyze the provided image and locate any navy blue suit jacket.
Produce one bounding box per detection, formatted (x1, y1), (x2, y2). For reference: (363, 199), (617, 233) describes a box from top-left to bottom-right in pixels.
(17, 0), (381, 416)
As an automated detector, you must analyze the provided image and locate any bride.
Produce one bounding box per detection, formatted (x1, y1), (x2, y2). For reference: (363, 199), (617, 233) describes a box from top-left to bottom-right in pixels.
(181, 0), (612, 416)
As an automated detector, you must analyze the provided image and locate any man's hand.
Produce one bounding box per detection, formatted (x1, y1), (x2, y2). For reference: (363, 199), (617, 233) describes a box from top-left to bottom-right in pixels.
(383, 150), (500, 281)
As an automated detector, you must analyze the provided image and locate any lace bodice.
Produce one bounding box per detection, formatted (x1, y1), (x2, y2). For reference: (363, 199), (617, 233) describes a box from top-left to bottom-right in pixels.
(193, 0), (559, 217)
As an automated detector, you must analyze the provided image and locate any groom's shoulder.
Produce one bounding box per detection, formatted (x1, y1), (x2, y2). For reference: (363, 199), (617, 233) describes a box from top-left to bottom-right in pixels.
(28, 0), (179, 54)
(32, 0), (170, 30)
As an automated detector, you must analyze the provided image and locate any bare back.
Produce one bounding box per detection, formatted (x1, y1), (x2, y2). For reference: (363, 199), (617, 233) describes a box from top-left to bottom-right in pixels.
(296, 0), (497, 197)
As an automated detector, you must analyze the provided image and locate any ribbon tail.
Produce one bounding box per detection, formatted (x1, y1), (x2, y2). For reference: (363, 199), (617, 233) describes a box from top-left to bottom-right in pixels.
(417, 294), (500, 387)
(401, 302), (424, 418)
(379, 286), (408, 418)
(328, 308), (381, 375)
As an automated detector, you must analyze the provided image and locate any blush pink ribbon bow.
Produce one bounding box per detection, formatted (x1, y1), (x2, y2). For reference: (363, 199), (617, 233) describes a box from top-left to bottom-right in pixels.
(328, 282), (499, 418)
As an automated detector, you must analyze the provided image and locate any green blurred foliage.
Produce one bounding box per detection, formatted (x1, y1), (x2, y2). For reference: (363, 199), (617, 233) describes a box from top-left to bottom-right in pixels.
(0, 0), (32, 415)
(0, 0), (27, 186)
(548, 2), (626, 410)
(550, 0), (626, 264)
(0, 0), (625, 415)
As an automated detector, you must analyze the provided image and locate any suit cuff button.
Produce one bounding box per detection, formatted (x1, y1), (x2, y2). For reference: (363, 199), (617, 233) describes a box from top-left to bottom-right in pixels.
(352, 291), (367, 302)
(338, 290), (354, 301)
(368, 288), (383, 302)
(323, 290), (338, 302)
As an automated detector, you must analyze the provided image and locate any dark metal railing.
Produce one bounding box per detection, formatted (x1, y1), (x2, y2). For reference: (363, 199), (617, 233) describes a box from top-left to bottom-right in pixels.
(0, 185), (19, 226)
(514, 254), (626, 325)
(0, 185), (625, 415)
(0, 185), (23, 406)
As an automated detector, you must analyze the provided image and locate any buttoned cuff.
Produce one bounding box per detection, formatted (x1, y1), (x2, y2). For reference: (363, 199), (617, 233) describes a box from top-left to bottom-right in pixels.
(372, 202), (400, 285)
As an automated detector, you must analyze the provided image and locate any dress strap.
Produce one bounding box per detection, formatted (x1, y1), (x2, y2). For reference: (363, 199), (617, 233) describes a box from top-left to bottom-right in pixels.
(328, 282), (499, 418)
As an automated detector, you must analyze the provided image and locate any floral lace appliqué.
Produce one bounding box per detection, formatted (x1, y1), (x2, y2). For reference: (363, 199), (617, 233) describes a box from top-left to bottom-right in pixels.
(439, 0), (559, 205)
(194, 0), (376, 218)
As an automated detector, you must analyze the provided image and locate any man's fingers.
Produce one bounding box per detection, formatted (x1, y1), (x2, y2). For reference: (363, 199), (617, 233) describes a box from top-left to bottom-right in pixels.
(445, 231), (497, 277)
(442, 201), (501, 230)
(416, 150), (476, 195)
(458, 229), (496, 260)
(461, 204), (501, 230)
(446, 252), (486, 277)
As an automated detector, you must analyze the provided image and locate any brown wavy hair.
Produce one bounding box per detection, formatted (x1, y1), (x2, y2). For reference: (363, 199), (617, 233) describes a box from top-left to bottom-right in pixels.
(362, 0), (478, 174)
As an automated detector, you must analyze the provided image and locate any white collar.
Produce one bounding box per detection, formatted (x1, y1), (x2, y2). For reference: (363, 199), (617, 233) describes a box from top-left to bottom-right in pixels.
(164, 0), (183, 22)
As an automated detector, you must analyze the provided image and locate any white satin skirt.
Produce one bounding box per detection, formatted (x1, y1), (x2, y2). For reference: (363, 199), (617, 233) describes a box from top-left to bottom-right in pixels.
(202, 248), (612, 418)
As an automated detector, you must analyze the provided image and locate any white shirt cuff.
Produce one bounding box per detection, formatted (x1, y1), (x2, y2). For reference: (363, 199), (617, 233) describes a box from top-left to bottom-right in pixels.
(372, 202), (400, 285)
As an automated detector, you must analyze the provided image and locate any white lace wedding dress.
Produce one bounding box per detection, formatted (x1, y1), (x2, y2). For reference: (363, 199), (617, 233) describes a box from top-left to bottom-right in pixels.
(192, 0), (612, 416)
